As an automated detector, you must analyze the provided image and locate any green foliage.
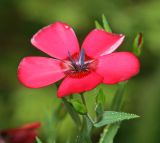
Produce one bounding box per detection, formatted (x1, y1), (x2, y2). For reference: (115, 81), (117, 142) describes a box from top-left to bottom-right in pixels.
(99, 124), (120, 143)
(95, 21), (103, 29)
(98, 81), (130, 143)
(133, 33), (144, 56)
(96, 88), (106, 106)
(36, 137), (43, 143)
(95, 14), (112, 32)
(95, 88), (106, 118)
(43, 102), (67, 143)
(111, 81), (127, 111)
(76, 115), (93, 143)
(69, 99), (87, 115)
(102, 14), (112, 32)
(94, 111), (139, 127)
(62, 98), (81, 125)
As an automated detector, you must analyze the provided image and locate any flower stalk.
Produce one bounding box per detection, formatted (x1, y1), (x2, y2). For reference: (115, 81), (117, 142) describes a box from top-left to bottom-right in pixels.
(98, 82), (127, 143)
(62, 97), (81, 126)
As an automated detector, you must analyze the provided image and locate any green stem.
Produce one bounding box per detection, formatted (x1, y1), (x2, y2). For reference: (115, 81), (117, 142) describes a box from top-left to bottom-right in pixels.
(111, 81), (128, 111)
(62, 98), (81, 126)
(76, 115), (93, 143)
(75, 93), (94, 143)
(99, 81), (128, 143)
(80, 92), (94, 127)
(55, 83), (81, 126)
(80, 92), (87, 106)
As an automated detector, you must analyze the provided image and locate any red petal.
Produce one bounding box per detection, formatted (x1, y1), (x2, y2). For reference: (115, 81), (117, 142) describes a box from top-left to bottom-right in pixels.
(18, 57), (67, 88)
(10, 130), (37, 143)
(96, 52), (140, 84)
(2, 122), (41, 133)
(31, 22), (80, 59)
(57, 72), (103, 97)
(0, 122), (40, 143)
(21, 122), (41, 130)
(82, 29), (124, 58)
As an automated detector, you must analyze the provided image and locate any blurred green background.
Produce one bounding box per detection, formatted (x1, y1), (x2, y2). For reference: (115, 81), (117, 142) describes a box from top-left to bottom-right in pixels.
(0, 0), (160, 142)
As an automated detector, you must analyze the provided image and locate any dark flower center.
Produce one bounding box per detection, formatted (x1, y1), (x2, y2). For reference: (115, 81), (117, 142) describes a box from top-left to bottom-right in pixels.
(66, 48), (96, 78)
(68, 48), (88, 71)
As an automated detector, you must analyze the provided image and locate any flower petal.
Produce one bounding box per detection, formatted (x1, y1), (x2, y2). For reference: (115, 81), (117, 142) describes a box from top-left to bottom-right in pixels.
(82, 29), (124, 58)
(18, 57), (67, 88)
(0, 122), (40, 143)
(1, 122), (41, 133)
(21, 122), (41, 130)
(57, 72), (103, 98)
(31, 22), (80, 59)
(96, 52), (140, 84)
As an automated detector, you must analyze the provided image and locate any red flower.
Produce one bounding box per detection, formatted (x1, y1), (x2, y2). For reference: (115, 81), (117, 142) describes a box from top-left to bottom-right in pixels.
(18, 22), (140, 98)
(0, 122), (41, 143)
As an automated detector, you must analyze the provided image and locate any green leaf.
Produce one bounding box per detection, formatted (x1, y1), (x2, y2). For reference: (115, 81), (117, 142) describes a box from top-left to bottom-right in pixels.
(99, 124), (120, 143)
(62, 98), (81, 125)
(95, 104), (103, 118)
(95, 20), (103, 29)
(96, 88), (105, 106)
(111, 81), (127, 111)
(69, 99), (87, 115)
(95, 88), (106, 118)
(102, 14), (112, 32)
(94, 111), (139, 127)
(99, 81), (128, 143)
(54, 102), (67, 119)
(76, 115), (93, 143)
(36, 137), (43, 143)
(133, 33), (144, 56)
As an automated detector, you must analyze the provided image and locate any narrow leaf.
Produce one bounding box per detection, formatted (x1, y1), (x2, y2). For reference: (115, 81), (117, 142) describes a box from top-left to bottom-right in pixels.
(99, 124), (120, 143)
(102, 14), (112, 32)
(133, 32), (144, 56)
(111, 81), (127, 111)
(36, 137), (43, 143)
(95, 20), (103, 29)
(95, 104), (103, 119)
(62, 98), (81, 125)
(99, 81), (128, 143)
(70, 99), (87, 115)
(76, 115), (93, 143)
(96, 88), (105, 106)
(94, 111), (139, 127)
(95, 88), (106, 118)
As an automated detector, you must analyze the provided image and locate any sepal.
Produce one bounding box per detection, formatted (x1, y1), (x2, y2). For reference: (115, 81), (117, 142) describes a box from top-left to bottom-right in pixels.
(133, 33), (144, 56)
(69, 99), (87, 115)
